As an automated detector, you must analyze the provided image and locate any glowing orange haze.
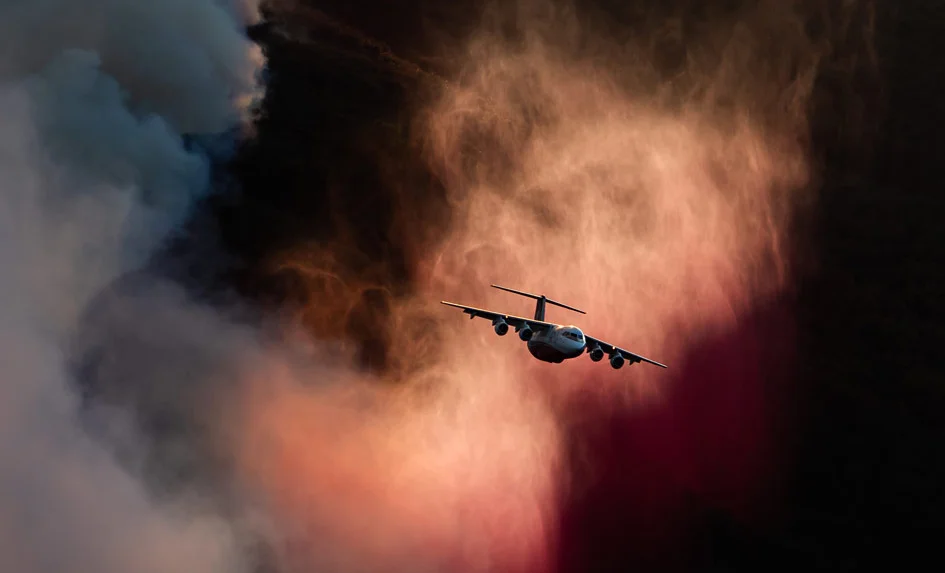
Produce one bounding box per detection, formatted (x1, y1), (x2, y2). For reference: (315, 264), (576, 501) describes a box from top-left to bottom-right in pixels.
(232, 3), (817, 571)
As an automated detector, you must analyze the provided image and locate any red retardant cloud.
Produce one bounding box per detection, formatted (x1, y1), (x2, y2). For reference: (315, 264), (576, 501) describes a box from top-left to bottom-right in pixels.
(556, 299), (796, 573)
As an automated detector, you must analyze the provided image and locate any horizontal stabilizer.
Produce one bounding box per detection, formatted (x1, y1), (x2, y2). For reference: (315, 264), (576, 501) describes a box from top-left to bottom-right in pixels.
(490, 284), (586, 315)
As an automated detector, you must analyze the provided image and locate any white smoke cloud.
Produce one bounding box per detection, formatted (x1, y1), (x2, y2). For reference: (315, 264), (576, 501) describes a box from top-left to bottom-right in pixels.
(0, 1), (262, 572)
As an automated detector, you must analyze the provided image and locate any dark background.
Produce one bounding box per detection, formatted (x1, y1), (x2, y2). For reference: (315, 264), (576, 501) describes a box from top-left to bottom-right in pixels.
(180, 1), (943, 571)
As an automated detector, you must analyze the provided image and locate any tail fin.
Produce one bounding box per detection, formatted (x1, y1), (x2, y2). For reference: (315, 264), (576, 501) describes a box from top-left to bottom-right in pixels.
(490, 284), (586, 321)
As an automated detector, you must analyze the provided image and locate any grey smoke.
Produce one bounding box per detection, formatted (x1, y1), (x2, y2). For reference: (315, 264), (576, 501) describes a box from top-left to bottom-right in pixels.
(0, 1), (262, 572)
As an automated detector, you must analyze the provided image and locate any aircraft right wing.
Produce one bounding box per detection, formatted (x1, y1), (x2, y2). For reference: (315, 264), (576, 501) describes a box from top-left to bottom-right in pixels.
(440, 301), (557, 333)
(583, 334), (668, 369)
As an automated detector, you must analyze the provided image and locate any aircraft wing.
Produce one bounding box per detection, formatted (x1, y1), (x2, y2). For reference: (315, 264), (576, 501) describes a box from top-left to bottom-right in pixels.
(440, 301), (557, 333)
(583, 334), (668, 369)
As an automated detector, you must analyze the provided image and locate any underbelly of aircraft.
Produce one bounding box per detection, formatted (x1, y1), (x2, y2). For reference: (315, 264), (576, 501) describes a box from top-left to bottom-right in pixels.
(527, 340), (582, 363)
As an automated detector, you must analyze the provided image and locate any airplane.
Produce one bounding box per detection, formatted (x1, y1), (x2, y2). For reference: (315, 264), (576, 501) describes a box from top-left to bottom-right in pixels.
(441, 284), (667, 370)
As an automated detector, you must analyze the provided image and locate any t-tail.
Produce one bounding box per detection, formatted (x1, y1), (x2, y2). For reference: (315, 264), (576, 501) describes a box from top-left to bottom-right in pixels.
(490, 284), (586, 322)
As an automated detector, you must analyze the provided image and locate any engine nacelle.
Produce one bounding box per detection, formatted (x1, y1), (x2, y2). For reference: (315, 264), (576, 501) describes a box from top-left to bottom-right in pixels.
(609, 352), (625, 369)
(589, 345), (604, 362)
(518, 326), (533, 341)
(493, 318), (509, 336)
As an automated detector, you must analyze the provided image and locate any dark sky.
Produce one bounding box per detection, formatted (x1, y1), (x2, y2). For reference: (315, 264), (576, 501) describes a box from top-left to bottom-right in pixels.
(166, 1), (944, 571)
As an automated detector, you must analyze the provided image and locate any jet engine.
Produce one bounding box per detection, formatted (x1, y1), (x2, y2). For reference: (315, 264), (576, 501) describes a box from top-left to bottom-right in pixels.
(518, 326), (533, 341)
(609, 351), (625, 369)
(588, 345), (604, 362)
(493, 318), (509, 336)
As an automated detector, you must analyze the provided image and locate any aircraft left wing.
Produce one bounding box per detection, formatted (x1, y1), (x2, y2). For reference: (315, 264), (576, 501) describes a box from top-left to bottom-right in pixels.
(583, 334), (668, 369)
(440, 301), (557, 333)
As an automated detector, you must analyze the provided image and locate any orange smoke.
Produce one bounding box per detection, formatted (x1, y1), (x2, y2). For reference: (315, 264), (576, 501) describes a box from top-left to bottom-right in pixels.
(412, 0), (816, 405)
(234, 333), (561, 572)
(230, 1), (830, 571)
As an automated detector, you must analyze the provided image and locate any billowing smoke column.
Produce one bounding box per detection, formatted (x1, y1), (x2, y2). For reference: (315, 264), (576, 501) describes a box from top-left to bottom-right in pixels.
(414, 0), (819, 565)
(0, 1), (261, 572)
(419, 0), (814, 375)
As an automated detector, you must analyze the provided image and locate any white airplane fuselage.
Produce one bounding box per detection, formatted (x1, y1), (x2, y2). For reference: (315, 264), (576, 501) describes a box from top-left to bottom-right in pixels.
(526, 325), (586, 363)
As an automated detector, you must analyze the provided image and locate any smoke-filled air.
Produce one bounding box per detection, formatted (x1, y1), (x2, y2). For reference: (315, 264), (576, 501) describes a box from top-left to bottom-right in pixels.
(0, 0), (260, 572)
(1, 1), (870, 573)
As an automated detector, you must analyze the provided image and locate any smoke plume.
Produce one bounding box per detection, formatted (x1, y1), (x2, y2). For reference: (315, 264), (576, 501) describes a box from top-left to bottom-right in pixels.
(8, 1), (876, 573)
(0, 1), (261, 572)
